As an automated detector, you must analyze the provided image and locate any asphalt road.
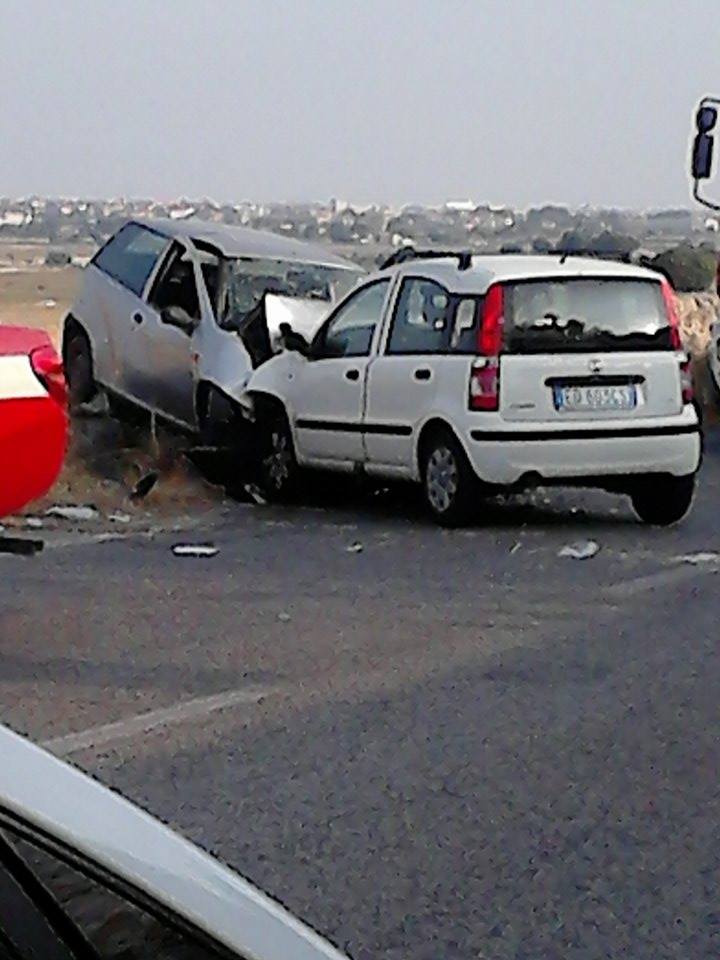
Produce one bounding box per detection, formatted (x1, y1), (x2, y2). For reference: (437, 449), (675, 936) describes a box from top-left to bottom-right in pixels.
(3, 438), (720, 959)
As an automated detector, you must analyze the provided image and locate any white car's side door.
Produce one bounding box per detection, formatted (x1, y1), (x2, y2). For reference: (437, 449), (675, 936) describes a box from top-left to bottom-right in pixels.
(290, 278), (392, 467)
(365, 277), (475, 472)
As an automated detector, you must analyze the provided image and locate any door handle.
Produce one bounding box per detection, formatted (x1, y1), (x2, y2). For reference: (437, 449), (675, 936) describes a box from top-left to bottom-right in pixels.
(345, 368), (360, 381)
(132, 312), (144, 325)
(414, 368), (432, 381)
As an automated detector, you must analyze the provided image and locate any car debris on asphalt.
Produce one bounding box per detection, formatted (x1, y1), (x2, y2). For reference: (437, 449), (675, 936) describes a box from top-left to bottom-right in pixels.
(346, 542), (364, 553)
(45, 504), (99, 522)
(244, 484), (268, 506)
(23, 516), (44, 529)
(676, 551), (720, 565)
(0, 536), (44, 556)
(108, 511), (132, 524)
(277, 611), (292, 622)
(171, 543), (219, 558)
(558, 540), (600, 560)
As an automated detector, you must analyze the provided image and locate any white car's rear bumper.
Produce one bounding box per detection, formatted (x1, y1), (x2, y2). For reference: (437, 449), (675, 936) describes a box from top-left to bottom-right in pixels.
(464, 416), (702, 486)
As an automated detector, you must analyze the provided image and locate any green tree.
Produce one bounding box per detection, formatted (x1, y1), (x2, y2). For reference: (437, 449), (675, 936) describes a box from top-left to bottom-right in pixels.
(652, 245), (717, 292)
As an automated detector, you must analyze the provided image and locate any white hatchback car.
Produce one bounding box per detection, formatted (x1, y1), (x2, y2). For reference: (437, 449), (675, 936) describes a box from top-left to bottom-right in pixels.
(245, 253), (701, 525)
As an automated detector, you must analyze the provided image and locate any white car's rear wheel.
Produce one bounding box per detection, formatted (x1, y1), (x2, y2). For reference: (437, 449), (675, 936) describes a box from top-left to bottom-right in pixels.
(421, 429), (478, 526)
(630, 474), (696, 526)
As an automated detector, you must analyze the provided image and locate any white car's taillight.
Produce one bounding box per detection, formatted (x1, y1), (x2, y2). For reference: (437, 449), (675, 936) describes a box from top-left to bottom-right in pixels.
(679, 356), (694, 405)
(469, 283), (504, 412)
(469, 357), (500, 410)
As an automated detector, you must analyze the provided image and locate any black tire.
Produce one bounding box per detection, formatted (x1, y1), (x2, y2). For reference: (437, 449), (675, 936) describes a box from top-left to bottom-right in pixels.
(421, 428), (478, 526)
(630, 474), (696, 526)
(64, 327), (97, 409)
(198, 386), (239, 448)
(197, 386), (255, 495)
(257, 407), (301, 502)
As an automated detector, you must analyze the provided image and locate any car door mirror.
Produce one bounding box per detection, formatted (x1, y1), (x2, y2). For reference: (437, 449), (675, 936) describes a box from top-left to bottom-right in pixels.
(692, 105), (717, 180)
(161, 305), (197, 335)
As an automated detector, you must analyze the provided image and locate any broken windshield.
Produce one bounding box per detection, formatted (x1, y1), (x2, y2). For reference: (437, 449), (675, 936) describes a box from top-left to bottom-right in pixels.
(504, 278), (672, 353)
(218, 257), (361, 330)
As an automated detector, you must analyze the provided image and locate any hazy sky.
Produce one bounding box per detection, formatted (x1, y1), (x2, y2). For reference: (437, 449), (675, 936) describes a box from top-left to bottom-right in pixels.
(1, 0), (719, 208)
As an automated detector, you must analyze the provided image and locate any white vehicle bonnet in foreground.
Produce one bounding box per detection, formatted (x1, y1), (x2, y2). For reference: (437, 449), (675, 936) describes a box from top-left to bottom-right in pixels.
(0, 723), (348, 960)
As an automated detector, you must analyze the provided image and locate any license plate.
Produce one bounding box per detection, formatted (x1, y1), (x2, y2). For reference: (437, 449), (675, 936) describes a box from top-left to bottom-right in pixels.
(553, 384), (637, 411)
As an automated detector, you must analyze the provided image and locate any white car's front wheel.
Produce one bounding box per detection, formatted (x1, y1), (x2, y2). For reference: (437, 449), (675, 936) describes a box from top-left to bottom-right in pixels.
(421, 429), (478, 527)
(257, 408), (301, 502)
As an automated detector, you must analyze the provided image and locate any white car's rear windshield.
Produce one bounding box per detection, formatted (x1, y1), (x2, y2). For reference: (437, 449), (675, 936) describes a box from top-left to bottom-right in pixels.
(504, 278), (671, 353)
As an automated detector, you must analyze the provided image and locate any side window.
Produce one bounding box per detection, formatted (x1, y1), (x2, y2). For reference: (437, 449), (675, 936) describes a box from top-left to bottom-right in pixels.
(0, 824), (229, 959)
(387, 278), (452, 354)
(451, 296), (482, 353)
(148, 245), (200, 319)
(318, 279), (390, 359)
(93, 224), (168, 297)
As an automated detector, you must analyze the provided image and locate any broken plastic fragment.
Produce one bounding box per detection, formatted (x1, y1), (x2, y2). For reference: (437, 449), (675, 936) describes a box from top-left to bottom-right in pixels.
(24, 517), (44, 529)
(277, 611), (292, 623)
(558, 540), (600, 560)
(509, 541), (521, 555)
(676, 551), (720, 565)
(171, 543), (219, 558)
(245, 484), (268, 506)
(45, 505), (99, 522)
(108, 511), (132, 524)
(346, 542), (364, 553)
(0, 536), (43, 556)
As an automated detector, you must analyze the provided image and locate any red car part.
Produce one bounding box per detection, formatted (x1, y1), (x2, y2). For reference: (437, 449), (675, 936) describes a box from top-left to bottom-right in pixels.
(0, 327), (67, 517)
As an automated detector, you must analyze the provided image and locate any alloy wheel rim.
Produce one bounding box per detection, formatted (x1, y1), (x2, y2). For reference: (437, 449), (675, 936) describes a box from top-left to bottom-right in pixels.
(265, 430), (291, 489)
(426, 446), (458, 513)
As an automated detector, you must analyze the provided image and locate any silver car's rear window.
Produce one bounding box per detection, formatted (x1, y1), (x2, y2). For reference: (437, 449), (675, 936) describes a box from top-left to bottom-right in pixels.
(504, 278), (672, 353)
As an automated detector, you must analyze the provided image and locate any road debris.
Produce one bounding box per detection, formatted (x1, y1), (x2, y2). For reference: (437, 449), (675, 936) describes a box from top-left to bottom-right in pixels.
(277, 611), (292, 623)
(558, 540), (600, 560)
(244, 484), (268, 506)
(0, 536), (44, 556)
(171, 543), (219, 558)
(108, 511), (132, 524)
(346, 542), (364, 553)
(509, 541), (522, 555)
(23, 517), (44, 529)
(129, 471), (159, 502)
(45, 504), (99, 522)
(676, 551), (720, 565)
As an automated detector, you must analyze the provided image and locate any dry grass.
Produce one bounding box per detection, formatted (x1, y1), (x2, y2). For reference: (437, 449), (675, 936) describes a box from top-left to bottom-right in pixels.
(0, 264), (80, 345)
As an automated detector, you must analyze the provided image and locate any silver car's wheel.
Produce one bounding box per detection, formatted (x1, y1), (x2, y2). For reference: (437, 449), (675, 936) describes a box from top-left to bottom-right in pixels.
(425, 445), (459, 514)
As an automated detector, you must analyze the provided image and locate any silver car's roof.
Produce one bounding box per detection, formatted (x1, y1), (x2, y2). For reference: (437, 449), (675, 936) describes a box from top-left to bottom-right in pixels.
(0, 724), (347, 960)
(132, 217), (363, 272)
(373, 254), (663, 294)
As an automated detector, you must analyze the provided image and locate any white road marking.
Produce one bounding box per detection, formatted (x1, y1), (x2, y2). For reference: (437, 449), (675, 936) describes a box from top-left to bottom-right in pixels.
(605, 561), (720, 599)
(42, 686), (270, 757)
